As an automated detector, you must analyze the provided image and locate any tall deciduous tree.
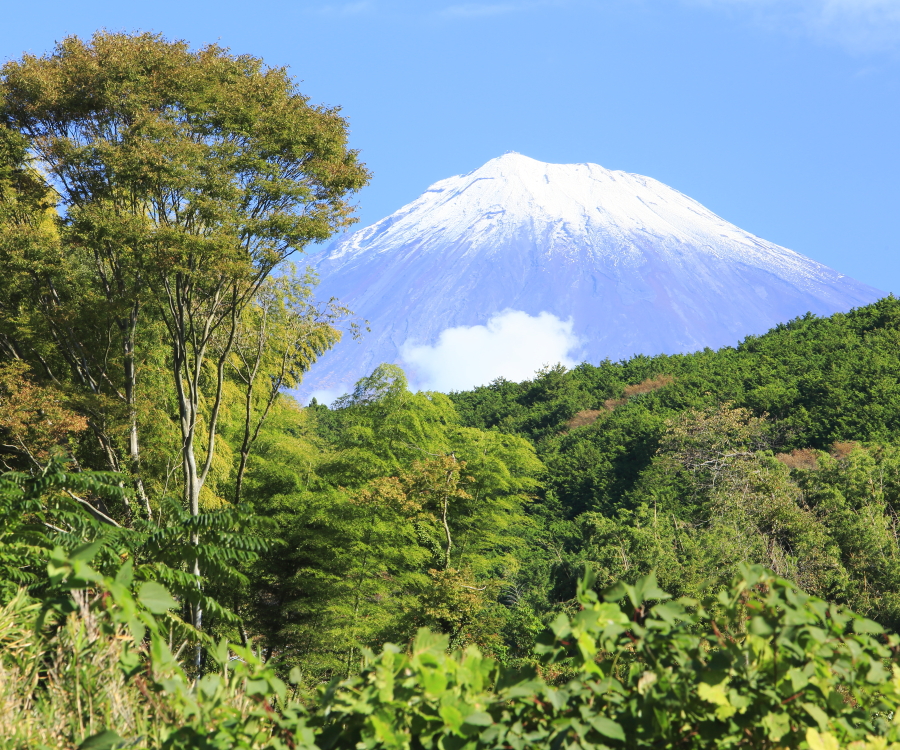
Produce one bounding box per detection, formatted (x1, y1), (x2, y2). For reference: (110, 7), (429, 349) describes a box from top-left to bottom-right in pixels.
(0, 32), (369, 644)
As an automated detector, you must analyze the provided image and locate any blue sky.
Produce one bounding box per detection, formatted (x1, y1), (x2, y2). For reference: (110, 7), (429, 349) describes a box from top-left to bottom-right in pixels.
(2, 0), (899, 293)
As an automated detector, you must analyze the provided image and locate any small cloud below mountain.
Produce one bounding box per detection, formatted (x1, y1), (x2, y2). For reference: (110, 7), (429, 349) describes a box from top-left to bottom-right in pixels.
(401, 309), (579, 392)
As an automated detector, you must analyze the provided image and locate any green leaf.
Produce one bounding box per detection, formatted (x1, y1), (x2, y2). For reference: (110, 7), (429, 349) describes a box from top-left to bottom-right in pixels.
(549, 612), (572, 638)
(137, 581), (177, 614)
(440, 704), (464, 732)
(761, 711), (791, 741)
(463, 711), (494, 727)
(422, 668), (448, 697)
(866, 659), (891, 684)
(590, 716), (626, 742)
(853, 617), (884, 634)
(650, 601), (685, 625)
(114, 559), (133, 588)
(749, 616), (774, 636)
(118, 649), (141, 678)
(245, 678), (270, 698)
(634, 571), (670, 603)
(76, 730), (126, 750)
(412, 627), (450, 656)
(787, 666), (809, 693)
(70, 541), (103, 563)
(806, 728), (841, 750)
(596, 602), (630, 626)
(126, 616), (146, 644)
(209, 639), (229, 666)
(802, 702), (829, 731)
(198, 674), (223, 700)
(697, 681), (729, 707)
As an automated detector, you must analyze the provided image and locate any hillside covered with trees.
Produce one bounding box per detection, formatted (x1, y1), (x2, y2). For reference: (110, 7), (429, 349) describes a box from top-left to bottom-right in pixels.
(451, 296), (900, 630)
(4, 30), (900, 750)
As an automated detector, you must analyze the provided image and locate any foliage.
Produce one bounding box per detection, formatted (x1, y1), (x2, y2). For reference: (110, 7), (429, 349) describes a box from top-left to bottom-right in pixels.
(0, 27), (367, 507)
(0, 541), (312, 750)
(237, 367), (543, 683)
(10, 546), (900, 749)
(0, 29), (367, 651)
(317, 565), (900, 750)
(0, 458), (129, 599)
(0, 361), (87, 471)
(0, 458), (268, 657)
(450, 295), (900, 641)
(10, 28), (900, 749)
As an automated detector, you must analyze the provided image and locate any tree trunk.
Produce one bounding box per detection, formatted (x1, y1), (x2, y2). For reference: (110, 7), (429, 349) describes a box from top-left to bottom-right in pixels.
(123, 305), (152, 520)
(166, 276), (241, 671)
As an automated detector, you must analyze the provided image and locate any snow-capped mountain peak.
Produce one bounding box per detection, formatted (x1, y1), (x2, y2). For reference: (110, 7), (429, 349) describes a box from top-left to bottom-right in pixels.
(303, 154), (883, 398)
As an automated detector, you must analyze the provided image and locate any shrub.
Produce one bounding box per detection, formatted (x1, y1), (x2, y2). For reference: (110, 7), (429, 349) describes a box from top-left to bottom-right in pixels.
(6, 549), (900, 749)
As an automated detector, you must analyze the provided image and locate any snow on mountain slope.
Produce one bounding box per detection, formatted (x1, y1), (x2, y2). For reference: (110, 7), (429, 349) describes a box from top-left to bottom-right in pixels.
(301, 153), (884, 398)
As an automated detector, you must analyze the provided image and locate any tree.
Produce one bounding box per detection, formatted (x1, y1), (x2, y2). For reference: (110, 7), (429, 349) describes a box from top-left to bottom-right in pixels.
(238, 366), (543, 678)
(0, 361), (87, 472)
(0, 32), (369, 648)
(227, 268), (351, 505)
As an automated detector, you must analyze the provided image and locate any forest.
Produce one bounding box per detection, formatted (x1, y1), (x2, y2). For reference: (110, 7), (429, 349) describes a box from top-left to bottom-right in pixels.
(3, 30), (900, 750)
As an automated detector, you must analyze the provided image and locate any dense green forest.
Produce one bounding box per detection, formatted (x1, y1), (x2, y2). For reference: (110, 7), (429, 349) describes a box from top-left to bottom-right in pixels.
(450, 296), (900, 632)
(5, 29), (900, 750)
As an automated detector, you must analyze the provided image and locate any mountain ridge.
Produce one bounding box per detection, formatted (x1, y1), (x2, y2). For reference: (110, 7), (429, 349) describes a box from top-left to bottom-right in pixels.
(302, 153), (883, 398)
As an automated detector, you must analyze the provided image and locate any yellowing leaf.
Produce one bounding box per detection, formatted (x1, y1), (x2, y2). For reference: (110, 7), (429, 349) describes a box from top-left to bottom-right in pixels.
(697, 682), (730, 707)
(806, 728), (841, 750)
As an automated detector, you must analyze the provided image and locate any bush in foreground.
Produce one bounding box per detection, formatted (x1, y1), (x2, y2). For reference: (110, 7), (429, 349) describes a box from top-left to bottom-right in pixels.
(4, 539), (900, 749)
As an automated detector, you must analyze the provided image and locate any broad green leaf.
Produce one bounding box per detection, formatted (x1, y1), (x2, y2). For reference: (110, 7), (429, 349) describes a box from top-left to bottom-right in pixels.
(245, 678), (269, 698)
(137, 581), (177, 614)
(114, 559), (133, 588)
(422, 668), (448, 697)
(867, 660), (891, 684)
(198, 674), (223, 700)
(70, 541), (102, 563)
(440, 704), (464, 733)
(761, 712), (791, 741)
(787, 666), (809, 693)
(802, 702), (830, 731)
(590, 716), (626, 742)
(853, 617), (885, 635)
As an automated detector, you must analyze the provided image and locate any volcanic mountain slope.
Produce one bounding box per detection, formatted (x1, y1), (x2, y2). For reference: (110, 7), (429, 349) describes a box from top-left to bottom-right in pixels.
(302, 153), (883, 397)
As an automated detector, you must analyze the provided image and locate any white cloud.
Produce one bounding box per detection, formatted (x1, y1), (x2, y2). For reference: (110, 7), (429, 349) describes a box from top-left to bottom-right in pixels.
(401, 309), (580, 392)
(687, 0), (900, 52)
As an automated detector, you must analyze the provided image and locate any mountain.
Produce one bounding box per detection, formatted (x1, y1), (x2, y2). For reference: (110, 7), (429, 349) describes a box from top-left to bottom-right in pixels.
(302, 153), (884, 398)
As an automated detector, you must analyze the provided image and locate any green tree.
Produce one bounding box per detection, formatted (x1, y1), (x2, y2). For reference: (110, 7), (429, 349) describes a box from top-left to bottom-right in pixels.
(0, 32), (369, 647)
(237, 367), (543, 680)
(227, 268), (350, 505)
